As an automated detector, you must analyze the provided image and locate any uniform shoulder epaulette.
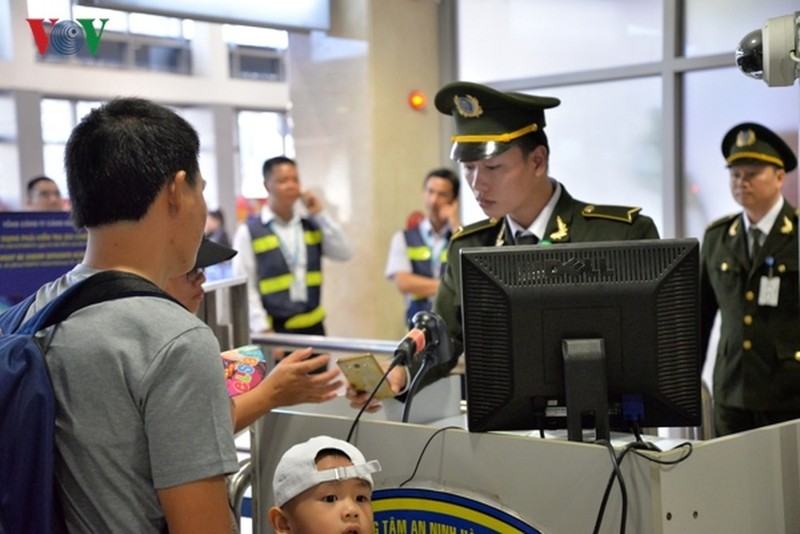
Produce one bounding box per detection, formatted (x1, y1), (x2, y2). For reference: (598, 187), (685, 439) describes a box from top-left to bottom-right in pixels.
(581, 204), (642, 224)
(451, 218), (501, 241)
(705, 213), (738, 231)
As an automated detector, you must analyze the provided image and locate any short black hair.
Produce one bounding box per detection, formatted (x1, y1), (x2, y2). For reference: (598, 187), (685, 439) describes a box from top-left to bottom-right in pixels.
(262, 156), (296, 180)
(26, 176), (57, 199)
(512, 130), (550, 158)
(424, 168), (460, 200)
(65, 98), (200, 229)
(315, 448), (352, 465)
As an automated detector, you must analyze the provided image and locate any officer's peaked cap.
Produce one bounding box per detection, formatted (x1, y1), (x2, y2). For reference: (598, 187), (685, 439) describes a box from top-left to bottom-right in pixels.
(721, 122), (797, 172)
(435, 81), (560, 162)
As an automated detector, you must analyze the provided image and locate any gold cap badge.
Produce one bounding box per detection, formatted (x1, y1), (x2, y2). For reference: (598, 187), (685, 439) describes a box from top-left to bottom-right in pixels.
(453, 94), (483, 118)
(735, 129), (757, 148)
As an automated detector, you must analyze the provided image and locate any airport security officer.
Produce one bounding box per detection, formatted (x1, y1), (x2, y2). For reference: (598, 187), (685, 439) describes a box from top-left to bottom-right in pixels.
(700, 122), (799, 437)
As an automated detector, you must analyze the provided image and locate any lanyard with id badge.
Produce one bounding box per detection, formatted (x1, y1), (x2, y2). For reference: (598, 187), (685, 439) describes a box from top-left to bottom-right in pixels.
(758, 256), (780, 307)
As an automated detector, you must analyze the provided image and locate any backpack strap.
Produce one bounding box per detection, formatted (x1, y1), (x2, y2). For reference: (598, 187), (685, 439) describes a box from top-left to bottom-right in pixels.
(0, 293), (37, 335)
(17, 270), (181, 335)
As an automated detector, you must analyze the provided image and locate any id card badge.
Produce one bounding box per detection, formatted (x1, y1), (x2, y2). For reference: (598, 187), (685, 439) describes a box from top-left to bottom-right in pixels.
(758, 276), (780, 306)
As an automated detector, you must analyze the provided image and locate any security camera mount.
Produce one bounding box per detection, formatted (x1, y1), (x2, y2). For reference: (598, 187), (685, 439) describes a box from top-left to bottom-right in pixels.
(763, 12), (800, 87)
(737, 12), (800, 87)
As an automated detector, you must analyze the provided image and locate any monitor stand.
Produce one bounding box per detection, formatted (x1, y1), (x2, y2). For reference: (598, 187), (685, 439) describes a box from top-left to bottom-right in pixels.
(562, 339), (610, 443)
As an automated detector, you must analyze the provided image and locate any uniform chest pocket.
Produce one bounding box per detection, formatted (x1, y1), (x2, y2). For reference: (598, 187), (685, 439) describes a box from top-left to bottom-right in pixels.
(709, 259), (745, 293)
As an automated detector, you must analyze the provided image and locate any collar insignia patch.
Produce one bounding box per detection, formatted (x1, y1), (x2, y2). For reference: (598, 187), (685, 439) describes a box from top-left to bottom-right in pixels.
(549, 216), (569, 241)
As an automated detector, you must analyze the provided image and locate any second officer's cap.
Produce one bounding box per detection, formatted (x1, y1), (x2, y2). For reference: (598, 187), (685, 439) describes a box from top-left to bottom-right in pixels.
(721, 122), (797, 172)
(435, 81), (560, 162)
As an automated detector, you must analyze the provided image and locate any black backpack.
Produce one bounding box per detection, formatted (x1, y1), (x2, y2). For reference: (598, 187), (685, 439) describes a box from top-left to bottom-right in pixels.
(0, 271), (177, 534)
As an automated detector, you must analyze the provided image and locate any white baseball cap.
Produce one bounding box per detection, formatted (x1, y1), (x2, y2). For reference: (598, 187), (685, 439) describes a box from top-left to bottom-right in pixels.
(273, 435), (382, 507)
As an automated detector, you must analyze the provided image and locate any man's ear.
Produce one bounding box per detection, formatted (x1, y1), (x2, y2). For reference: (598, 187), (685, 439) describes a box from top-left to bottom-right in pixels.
(268, 506), (291, 533)
(775, 168), (786, 187)
(166, 170), (188, 211)
(529, 144), (548, 170)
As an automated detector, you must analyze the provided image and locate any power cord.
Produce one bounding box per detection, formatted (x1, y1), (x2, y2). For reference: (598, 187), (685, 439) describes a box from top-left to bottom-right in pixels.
(345, 344), (438, 441)
(592, 436), (693, 534)
(399, 426), (463, 487)
(345, 357), (400, 443)
(593, 440), (629, 534)
(401, 356), (433, 423)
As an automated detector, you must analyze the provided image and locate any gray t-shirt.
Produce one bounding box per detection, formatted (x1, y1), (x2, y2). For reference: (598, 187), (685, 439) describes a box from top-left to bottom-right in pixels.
(27, 265), (239, 532)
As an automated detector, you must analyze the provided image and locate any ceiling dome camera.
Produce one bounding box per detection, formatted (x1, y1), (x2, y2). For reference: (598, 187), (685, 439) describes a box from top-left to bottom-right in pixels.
(736, 12), (799, 87)
(735, 29), (764, 80)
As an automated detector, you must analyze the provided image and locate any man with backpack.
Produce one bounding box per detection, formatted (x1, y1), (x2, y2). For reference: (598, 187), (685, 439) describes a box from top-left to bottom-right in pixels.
(2, 98), (239, 533)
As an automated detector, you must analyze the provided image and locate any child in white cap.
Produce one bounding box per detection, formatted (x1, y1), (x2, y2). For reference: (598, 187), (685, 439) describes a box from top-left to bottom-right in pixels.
(268, 435), (381, 533)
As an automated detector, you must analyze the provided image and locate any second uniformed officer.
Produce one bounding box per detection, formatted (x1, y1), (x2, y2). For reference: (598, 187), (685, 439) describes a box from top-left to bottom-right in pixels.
(349, 81), (660, 405)
(700, 122), (799, 437)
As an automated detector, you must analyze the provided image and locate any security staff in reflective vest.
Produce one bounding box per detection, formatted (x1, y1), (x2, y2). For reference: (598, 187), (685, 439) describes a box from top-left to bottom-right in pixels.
(232, 156), (353, 339)
(385, 168), (460, 327)
(700, 122), (800, 437)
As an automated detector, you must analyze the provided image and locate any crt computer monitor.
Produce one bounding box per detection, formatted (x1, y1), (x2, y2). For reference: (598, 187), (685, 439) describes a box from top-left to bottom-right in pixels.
(460, 238), (701, 442)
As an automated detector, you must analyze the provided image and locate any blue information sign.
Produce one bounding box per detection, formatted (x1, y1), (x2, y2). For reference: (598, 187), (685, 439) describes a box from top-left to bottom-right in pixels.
(0, 211), (86, 310)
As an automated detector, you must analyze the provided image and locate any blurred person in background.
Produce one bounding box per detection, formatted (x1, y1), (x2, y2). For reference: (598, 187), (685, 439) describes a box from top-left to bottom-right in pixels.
(205, 209), (231, 248)
(26, 176), (64, 211)
(385, 168), (460, 327)
(232, 156), (353, 343)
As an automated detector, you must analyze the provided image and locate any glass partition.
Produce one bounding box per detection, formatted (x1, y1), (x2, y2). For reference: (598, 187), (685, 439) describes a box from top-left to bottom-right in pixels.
(684, 0), (799, 57)
(458, 0), (662, 81)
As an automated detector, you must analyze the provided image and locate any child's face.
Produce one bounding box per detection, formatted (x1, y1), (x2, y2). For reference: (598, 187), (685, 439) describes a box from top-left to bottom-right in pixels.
(277, 455), (374, 534)
(163, 268), (206, 314)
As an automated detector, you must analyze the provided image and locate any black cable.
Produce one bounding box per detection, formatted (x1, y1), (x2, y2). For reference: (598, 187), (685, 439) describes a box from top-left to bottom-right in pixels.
(535, 409), (546, 439)
(345, 357), (400, 443)
(592, 439), (694, 534)
(401, 355), (432, 423)
(631, 422), (644, 443)
(592, 421), (662, 533)
(593, 440), (629, 534)
(398, 426), (463, 487)
(630, 441), (694, 464)
(593, 444), (629, 534)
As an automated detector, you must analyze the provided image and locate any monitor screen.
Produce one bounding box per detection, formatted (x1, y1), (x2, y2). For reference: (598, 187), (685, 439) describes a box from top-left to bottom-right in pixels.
(460, 238), (701, 441)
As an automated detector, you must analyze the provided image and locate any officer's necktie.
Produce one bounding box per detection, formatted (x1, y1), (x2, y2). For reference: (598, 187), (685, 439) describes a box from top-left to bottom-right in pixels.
(515, 231), (539, 246)
(749, 227), (763, 261)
